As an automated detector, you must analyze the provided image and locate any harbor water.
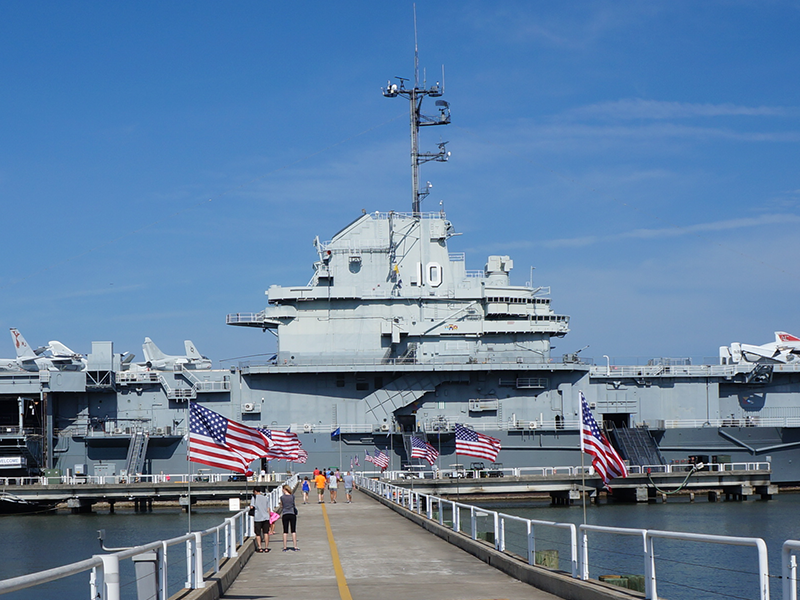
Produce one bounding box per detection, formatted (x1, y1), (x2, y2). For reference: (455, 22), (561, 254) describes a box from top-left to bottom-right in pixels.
(482, 492), (800, 600)
(0, 506), (234, 600)
(2, 495), (800, 600)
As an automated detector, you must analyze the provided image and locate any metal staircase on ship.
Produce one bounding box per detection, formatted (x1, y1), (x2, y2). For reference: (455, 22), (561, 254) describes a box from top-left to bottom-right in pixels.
(124, 431), (149, 476)
(608, 423), (665, 466)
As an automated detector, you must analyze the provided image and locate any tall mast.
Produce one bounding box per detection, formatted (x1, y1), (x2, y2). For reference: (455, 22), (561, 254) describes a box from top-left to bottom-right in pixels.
(382, 7), (451, 217)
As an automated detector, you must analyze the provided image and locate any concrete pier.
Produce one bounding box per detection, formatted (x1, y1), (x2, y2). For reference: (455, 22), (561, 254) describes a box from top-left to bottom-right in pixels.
(179, 489), (633, 600)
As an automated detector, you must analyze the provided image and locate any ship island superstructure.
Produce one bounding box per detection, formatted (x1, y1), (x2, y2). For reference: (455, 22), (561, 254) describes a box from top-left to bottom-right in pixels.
(2, 57), (800, 487)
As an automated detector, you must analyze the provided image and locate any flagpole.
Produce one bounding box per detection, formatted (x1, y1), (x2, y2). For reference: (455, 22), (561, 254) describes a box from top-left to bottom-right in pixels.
(338, 428), (342, 472)
(579, 392), (587, 527)
(186, 400), (192, 533)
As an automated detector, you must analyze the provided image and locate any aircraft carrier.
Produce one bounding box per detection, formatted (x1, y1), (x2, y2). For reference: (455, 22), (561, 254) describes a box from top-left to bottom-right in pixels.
(2, 61), (800, 487)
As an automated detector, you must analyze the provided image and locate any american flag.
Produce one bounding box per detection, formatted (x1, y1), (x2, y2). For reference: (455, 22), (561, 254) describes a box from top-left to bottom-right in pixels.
(580, 392), (628, 486)
(292, 449), (308, 464)
(189, 402), (272, 474)
(373, 449), (390, 469)
(365, 449), (389, 470)
(454, 424), (501, 462)
(259, 428), (302, 460)
(410, 436), (439, 465)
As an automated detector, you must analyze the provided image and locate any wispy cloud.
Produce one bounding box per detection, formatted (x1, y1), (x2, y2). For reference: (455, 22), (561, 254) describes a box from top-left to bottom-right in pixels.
(541, 213), (800, 248)
(567, 98), (796, 120)
(56, 284), (145, 300)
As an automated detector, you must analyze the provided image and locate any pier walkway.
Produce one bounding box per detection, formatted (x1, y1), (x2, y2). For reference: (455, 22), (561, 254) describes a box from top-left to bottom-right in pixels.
(217, 491), (561, 600)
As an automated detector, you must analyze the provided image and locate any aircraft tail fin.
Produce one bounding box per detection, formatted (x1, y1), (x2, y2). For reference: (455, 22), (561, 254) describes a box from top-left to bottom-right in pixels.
(48, 341), (78, 357)
(184, 341), (203, 359)
(10, 328), (37, 359)
(776, 332), (800, 343)
(142, 337), (167, 363)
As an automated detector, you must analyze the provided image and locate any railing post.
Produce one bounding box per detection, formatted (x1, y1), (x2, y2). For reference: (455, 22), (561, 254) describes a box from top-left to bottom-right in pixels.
(227, 517), (238, 558)
(579, 529), (589, 580)
(568, 524), (578, 579)
(527, 521), (534, 565)
(645, 534), (657, 599)
(470, 506), (477, 540)
(496, 512), (504, 551)
(193, 532), (205, 589)
(214, 527), (220, 574)
(755, 538), (770, 600)
(97, 554), (121, 600)
(453, 501), (459, 532)
(783, 547), (797, 600)
(185, 539), (193, 589)
(89, 566), (98, 600)
(239, 511), (245, 547)
(160, 541), (168, 600)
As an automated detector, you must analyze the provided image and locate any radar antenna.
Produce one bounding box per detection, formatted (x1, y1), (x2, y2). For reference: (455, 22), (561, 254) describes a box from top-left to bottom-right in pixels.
(382, 5), (451, 217)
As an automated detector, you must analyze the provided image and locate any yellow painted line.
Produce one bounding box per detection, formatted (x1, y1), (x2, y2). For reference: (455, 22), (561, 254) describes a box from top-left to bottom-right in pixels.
(321, 503), (353, 600)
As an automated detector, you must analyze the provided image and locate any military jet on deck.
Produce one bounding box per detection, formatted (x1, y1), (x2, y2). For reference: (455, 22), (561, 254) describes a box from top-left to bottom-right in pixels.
(0, 328), (86, 372)
(140, 337), (212, 370)
(721, 332), (800, 364)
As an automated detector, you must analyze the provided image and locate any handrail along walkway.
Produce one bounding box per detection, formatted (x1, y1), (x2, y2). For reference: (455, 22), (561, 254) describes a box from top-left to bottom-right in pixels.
(356, 474), (792, 600)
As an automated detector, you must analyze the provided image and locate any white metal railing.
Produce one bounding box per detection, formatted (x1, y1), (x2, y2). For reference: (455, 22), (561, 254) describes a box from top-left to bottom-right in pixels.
(356, 475), (578, 572)
(380, 461), (767, 481)
(0, 509), (249, 599)
(592, 362), (800, 378)
(0, 461), (769, 489)
(0, 471), (295, 487)
(357, 475), (781, 600)
(783, 540), (800, 600)
(0, 474), (299, 599)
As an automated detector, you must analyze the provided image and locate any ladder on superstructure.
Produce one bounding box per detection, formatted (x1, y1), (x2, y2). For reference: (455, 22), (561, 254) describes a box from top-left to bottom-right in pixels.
(124, 431), (150, 476)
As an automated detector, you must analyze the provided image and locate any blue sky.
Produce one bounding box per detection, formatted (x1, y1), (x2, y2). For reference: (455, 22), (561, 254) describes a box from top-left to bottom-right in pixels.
(1, 1), (798, 365)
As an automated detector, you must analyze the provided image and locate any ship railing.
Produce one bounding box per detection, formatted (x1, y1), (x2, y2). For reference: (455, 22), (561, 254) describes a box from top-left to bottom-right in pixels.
(299, 420), (585, 435)
(240, 354), (591, 369)
(27, 471), (297, 486)
(226, 312), (264, 325)
(624, 462), (770, 475)
(116, 371), (161, 383)
(664, 417), (800, 429)
(0, 508), (250, 599)
(380, 461), (770, 481)
(591, 364), (744, 377)
(356, 475), (774, 600)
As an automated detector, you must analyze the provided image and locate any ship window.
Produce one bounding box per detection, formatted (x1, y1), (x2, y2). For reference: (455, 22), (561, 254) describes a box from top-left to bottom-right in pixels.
(374, 376), (384, 389)
(356, 375), (369, 391)
(336, 374), (346, 388)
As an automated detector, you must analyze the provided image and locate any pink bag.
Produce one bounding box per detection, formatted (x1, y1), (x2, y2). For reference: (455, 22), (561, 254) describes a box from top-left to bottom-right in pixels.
(269, 511), (280, 524)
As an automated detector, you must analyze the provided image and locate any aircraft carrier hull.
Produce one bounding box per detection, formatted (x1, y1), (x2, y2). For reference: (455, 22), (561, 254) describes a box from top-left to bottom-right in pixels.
(3, 359), (799, 484)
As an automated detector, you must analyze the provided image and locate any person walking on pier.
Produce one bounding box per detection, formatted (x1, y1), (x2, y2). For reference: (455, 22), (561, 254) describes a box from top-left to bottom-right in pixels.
(314, 471), (327, 503)
(301, 476), (310, 504)
(250, 487), (271, 553)
(328, 470), (339, 503)
(342, 471), (354, 503)
(277, 484), (298, 552)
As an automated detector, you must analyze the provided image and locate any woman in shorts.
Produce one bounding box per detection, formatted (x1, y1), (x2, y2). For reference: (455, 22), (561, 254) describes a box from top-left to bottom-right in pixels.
(278, 484), (298, 552)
